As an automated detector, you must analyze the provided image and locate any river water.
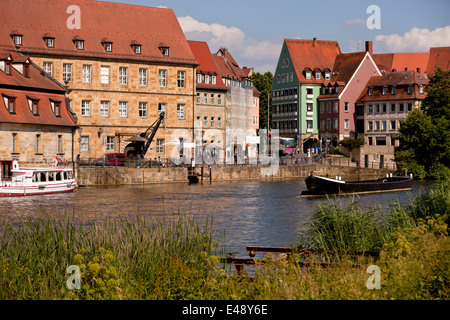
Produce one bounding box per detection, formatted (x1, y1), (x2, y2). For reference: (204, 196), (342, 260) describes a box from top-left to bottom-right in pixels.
(0, 178), (433, 256)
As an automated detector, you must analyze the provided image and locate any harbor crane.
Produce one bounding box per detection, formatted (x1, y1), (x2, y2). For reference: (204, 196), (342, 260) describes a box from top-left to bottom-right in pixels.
(123, 112), (165, 160)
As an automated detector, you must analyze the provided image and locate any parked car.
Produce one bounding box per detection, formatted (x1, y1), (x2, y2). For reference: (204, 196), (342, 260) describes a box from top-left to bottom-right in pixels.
(93, 153), (126, 166)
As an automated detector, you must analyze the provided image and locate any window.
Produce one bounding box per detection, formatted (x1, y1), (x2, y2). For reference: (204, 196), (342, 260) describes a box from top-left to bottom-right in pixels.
(82, 65), (91, 83)
(320, 102), (324, 113)
(382, 104), (387, 113)
(81, 100), (90, 117)
(12, 133), (18, 154)
(334, 102), (338, 113)
(43, 62), (52, 76)
(218, 95), (222, 105)
(177, 104), (185, 119)
(36, 134), (41, 154)
(315, 72), (321, 80)
(6, 97), (15, 113)
(399, 103), (404, 112)
(57, 135), (63, 154)
(407, 103), (412, 112)
(30, 99), (39, 115)
(419, 85), (424, 94)
(375, 104), (380, 113)
(139, 102), (147, 118)
(160, 47), (169, 56)
(177, 71), (185, 88)
(196, 93), (201, 104)
(344, 102), (349, 112)
(132, 45), (141, 54)
(306, 102), (313, 112)
(407, 86), (412, 94)
(327, 119), (331, 130)
(80, 136), (89, 152)
(100, 101), (109, 117)
(390, 120), (396, 130)
(158, 103), (166, 118)
(211, 94), (215, 105)
(391, 103), (396, 112)
(51, 101), (61, 117)
(334, 119), (338, 129)
(375, 121), (380, 131)
(100, 66), (109, 84)
(211, 117), (215, 128)
(218, 117), (222, 128)
(119, 102), (127, 118)
(103, 42), (112, 52)
(205, 75), (210, 84)
(212, 75), (216, 84)
(45, 37), (55, 48)
(368, 121), (373, 131)
(382, 87), (387, 95)
(382, 121), (387, 131)
(391, 86), (396, 95)
(306, 88), (313, 95)
(196, 116), (201, 128)
(13, 35), (22, 46)
(63, 63), (72, 83)
(325, 72), (331, 80)
(156, 139), (164, 153)
(158, 69), (167, 87)
(326, 102), (331, 113)
(344, 119), (349, 130)
(203, 93), (207, 104)
(368, 104), (373, 113)
(203, 116), (208, 128)
(305, 71), (311, 80)
(106, 136), (115, 152)
(368, 87), (373, 96)
(75, 40), (84, 50)
(139, 68), (147, 86)
(119, 67), (127, 85)
(320, 119), (325, 130)
(197, 74), (202, 83)
(5, 61), (11, 75)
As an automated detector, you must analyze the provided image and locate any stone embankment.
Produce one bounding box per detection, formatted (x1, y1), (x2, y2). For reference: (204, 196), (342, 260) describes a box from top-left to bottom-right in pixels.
(76, 164), (394, 187)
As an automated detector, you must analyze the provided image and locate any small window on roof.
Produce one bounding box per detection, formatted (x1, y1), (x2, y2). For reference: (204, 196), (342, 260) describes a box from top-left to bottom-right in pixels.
(3, 96), (16, 114)
(132, 44), (141, 54)
(27, 96), (40, 116)
(159, 43), (169, 56)
(43, 34), (55, 48)
(73, 39), (84, 50)
(305, 71), (311, 80)
(102, 39), (113, 52)
(11, 31), (22, 47)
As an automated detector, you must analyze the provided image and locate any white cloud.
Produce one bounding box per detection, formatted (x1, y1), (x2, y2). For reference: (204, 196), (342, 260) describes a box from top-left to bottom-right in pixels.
(156, 5), (168, 8)
(374, 25), (450, 52)
(343, 18), (366, 27)
(178, 16), (279, 72)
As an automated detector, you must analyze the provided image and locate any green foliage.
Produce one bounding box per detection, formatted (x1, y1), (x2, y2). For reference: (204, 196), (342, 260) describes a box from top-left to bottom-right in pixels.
(395, 69), (450, 179)
(339, 139), (363, 152)
(253, 71), (273, 129)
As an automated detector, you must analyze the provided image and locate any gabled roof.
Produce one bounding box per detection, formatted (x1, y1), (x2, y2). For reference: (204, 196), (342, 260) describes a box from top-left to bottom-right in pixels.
(284, 38), (341, 83)
(329, 51), (367, 84)
(0, 51), (75, 127)
(373, 52), (429, 74)
(213, 48), (251, 81)
(187, 41), (227, 91)
(426, 46), (450, 76)
(0, 0), (197, 66)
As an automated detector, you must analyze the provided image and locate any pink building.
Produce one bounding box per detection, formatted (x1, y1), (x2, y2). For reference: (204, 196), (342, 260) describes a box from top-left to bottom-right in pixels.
(318, 41), (381, 147)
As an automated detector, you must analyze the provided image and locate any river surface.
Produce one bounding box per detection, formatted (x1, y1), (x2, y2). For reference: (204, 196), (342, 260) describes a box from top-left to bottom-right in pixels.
(0, 178), (433, 256)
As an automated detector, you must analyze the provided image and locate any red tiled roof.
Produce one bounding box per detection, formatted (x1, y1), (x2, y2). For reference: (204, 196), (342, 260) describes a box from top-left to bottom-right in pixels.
(426, 46), (450, 76)
(285, 39), (341, 83)
(356, 71), (428, 103)
(373, 52), (429, 74)
(329, 51), (367, 84)
(0, 51), (75, 127)
(0, 0), (197, 66)
(187, 41), (227, 91)
(213, 48), (250, 81)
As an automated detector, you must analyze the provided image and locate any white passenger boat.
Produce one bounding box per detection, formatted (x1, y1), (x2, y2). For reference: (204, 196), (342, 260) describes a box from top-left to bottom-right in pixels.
(0, 160), (76, 197)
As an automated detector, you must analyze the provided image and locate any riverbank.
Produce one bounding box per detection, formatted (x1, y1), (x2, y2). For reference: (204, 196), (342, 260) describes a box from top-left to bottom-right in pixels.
(75, 164), (394, 186)
(0, 179), (448, 300)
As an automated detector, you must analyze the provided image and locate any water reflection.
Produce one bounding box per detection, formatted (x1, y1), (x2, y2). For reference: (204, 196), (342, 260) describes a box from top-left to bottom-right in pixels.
(0, 179), (432, 255)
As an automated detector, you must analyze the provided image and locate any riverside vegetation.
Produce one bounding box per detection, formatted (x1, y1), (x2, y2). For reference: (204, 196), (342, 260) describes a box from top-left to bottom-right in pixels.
(1, 179), (449, 300)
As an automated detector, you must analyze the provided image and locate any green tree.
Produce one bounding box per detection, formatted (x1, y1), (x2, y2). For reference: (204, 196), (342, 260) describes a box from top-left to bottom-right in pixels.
(253, 71), (273, 129)
(395, 68), (450, 179)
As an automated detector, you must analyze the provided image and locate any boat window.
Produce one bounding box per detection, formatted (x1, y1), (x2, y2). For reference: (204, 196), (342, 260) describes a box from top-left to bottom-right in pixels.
(55, 172), (62, 181)
(48, 172), (55, 182)
(40, 172), (47, 182)
(68, 172), (73, 179)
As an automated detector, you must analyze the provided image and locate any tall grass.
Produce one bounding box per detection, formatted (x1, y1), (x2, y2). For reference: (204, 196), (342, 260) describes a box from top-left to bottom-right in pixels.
(0, 211), (219, 299)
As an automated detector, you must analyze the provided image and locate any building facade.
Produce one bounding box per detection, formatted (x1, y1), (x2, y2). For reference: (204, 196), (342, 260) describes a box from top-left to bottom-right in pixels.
(272, 38), (341, 152)
(0, 50), (76, 164)
(0, 0), (198, 160)
(188, 41), (228, 163)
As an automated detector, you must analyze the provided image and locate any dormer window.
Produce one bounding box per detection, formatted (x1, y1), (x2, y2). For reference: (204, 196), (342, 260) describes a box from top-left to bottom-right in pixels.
(101, 39), (113, 52)
(419, 85), (424, 94)
(27, 96), (40, 116)
(391, 86), (396, 95)
(73, 36), (84, 50)
(368, 87), (373, 96)
(197, 73), (202, 83)
(306, 71), (311, 80)
(159, 43), (169, 56)
(11, 31), (23, 47)
(325, 72), (331, 80)
(382, 86), (387, 95)
(407, 86), (413, 94)
(43, 34), (55, 48)
(315, 72), (321, 80)
(131, 41), (142, 54)
(3, 95), (16, 114)
(50, 99), (62, 117)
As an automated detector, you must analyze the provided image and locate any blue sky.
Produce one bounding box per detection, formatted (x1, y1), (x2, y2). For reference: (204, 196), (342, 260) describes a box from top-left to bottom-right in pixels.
(100, 0), (450, 73)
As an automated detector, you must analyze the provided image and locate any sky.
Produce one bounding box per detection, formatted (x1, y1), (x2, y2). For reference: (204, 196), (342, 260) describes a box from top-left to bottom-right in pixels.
(100, 0), (450, 74)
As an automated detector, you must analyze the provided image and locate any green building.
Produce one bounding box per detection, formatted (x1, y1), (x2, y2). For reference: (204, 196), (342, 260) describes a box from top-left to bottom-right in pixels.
(272, 38), (341, 151)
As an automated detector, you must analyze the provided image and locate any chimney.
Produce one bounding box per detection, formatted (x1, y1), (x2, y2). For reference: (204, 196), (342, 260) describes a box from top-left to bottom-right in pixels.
(417, 67), (421, 74)
(392, 69), (397, 72)
(365, 41), (373, 54)
(313, 37), (317, 46)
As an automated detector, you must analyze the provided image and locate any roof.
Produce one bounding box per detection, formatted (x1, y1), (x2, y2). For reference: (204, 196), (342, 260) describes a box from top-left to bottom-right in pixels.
(426, 46), (450, 76)
(329, 51), (367, 84)
(0, 50), (75, 127)
(187, 41), (227, 91)
(213, 48), (252, 81)
(373, 52), (429, 74)
(356, 70), (429, 103)
(0, 0), (197, 66)
(284, 38), (341, 83)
